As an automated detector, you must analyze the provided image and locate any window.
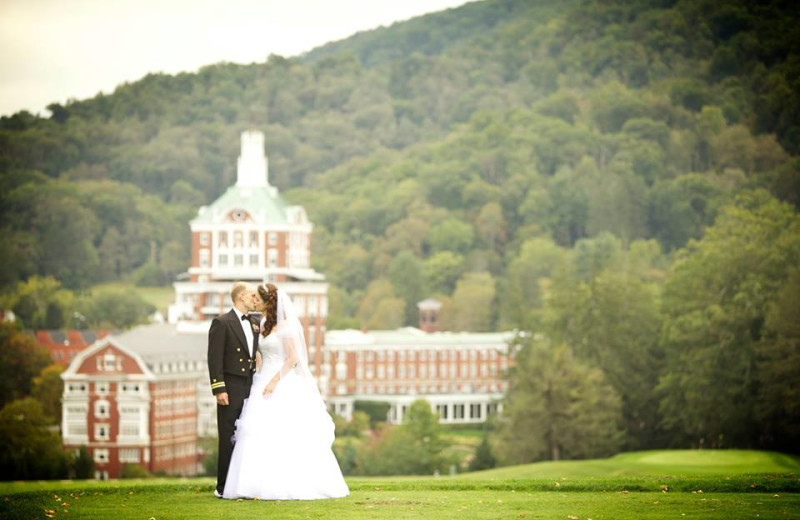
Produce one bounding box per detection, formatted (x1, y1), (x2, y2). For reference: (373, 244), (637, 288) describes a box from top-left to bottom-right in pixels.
(249, 254), (258, 266)
(96, 382), (109, 395)
(120, 383), (141, 394)
(234, 231), (243, 248)
(218, 254), (228, 267)
(199, 249), (210, 267)
(454, 404), (465, 419)
(249, 231), (259, 247)
(119, 448), (139, 463)
(267, 249), (278, 267)
(95, 424), (110, 441)
(470, 404), (482, 420)
(218, 231), (228, 247)
(94, 448), (109, 463)
(268, 232), (277, 245)
(94, 400), (110, 419)
(95, 470), (109, 480)
(67, 383), (87, 394)
(234, 254), (243, 266)
(199, 232), (210, 246)
(97, 353), (119, 372)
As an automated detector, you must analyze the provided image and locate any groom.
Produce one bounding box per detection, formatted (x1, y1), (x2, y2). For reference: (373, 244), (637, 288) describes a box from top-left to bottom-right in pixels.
(208, 281), (259, 498)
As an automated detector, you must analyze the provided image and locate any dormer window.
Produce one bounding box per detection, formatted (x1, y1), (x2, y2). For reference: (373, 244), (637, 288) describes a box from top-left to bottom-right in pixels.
(96, 353), (119, 372)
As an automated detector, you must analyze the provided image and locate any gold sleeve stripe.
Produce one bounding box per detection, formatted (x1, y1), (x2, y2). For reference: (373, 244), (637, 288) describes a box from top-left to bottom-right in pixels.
(210, 382), (226, 389)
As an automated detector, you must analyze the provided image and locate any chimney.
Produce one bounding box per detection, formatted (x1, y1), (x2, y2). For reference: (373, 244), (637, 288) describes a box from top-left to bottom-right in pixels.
(417, 299), (442, 333)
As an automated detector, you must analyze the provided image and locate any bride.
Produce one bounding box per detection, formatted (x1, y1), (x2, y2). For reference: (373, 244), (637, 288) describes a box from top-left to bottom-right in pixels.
(222, 282), (349, 500)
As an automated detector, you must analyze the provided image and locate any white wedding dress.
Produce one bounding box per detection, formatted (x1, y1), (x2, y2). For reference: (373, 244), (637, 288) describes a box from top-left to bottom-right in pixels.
(223, 327), (349, 500)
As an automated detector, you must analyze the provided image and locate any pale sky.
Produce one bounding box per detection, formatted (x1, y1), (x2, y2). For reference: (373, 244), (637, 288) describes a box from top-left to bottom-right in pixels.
(0, 0), (471, 117)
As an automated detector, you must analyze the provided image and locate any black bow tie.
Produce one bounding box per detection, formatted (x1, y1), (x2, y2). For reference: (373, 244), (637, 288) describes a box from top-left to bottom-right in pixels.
(241, 314), (250, 321)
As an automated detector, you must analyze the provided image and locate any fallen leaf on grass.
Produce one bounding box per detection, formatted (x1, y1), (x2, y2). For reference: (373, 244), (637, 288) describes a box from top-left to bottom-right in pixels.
(773, 494), (780, 498)
(555, 482), (561, 488)
(616, 490), (629, 494)
(568, 515), (578, 519)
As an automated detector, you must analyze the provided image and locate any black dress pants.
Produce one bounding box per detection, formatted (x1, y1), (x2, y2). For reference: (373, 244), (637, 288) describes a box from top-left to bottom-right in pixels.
(215, 374), (251, 494)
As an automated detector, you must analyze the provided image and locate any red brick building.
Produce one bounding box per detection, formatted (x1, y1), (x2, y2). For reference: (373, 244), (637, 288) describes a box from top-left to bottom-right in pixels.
(61, 326), (202, 479)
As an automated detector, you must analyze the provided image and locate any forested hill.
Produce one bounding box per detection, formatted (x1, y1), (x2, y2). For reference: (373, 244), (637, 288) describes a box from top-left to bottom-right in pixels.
(304, 0), (578, 68)
(0, 0), (798, 322)
(2, 0), (800, 454)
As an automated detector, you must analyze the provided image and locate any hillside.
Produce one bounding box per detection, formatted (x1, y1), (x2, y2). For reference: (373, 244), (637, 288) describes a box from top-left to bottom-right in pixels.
(1, 0), (799, 454)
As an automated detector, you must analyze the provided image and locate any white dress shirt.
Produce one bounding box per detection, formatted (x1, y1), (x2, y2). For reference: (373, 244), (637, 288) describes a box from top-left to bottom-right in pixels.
(233, 308), (255, 357)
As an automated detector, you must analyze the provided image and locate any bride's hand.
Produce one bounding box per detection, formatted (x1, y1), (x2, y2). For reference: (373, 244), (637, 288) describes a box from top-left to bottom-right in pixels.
(263, 379), (278, 396)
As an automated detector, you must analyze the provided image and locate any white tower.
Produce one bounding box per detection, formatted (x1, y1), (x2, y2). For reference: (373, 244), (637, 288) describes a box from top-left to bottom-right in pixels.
(235, 130), (269, 188)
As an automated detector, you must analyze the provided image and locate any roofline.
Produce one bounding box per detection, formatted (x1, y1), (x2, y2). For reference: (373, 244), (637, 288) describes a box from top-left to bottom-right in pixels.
(60, 335), (155, 381)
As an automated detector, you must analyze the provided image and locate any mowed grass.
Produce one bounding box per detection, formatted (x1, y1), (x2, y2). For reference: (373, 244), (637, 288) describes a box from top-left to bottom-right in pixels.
(460, 449), (800, 479)
(91, 283), (175, 314)
(2, 450), (798, 520)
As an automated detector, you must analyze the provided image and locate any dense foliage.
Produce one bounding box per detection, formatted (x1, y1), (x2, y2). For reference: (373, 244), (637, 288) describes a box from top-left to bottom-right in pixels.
(0, 0), (798, 460)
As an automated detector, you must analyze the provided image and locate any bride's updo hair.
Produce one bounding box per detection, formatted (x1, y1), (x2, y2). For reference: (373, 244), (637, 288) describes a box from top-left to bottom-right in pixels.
(257, 283), (279, 336)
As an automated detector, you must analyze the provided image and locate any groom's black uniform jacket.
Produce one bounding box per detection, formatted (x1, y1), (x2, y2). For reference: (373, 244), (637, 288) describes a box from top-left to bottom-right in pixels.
(207, 309), (257, 395)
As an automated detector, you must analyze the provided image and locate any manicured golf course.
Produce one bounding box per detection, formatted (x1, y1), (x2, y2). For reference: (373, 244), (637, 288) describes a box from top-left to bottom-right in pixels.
(2, 450), (798, 519)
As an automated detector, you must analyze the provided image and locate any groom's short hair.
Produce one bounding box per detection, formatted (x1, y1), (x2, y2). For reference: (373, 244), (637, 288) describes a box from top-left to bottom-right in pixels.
(230, 281), (249, 304)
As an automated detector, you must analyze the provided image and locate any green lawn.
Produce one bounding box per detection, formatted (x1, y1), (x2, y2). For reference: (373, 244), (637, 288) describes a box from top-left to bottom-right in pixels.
(91, 283), (174, 314)
(460, 449), (800, 479)
(1, 451), (798, 520)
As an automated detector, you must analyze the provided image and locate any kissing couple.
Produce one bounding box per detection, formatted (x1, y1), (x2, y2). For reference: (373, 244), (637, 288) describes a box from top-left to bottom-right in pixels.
(207, 280), (349, 500)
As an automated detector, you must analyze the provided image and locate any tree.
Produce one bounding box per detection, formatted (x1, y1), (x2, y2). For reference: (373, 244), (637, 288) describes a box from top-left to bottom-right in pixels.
(499, 237), (565, 329)
(387, 251), (426, 325)
(755, 267), (800, 452)
(76, 287), (155, 329)
(423, 251), (465, 295)
(354, 399), (447, 476)
(476, 202), (508, 255)
(648, 174), (721, 251)
(356, 279), (405, 330)
(32, 364), (65, 424)
(0, 322), (52, 409)
(658, 190), (800, 448)
(447, 272), (496, 332)
(0, 398), (69, 480)
(9, 276), (75, 330)
(496, 338), (623, 463)
(545, 268), (664, 449)
(428, 219), (474, 254)
(468, 432), (496, 472)
(71, 445), (94, 479)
